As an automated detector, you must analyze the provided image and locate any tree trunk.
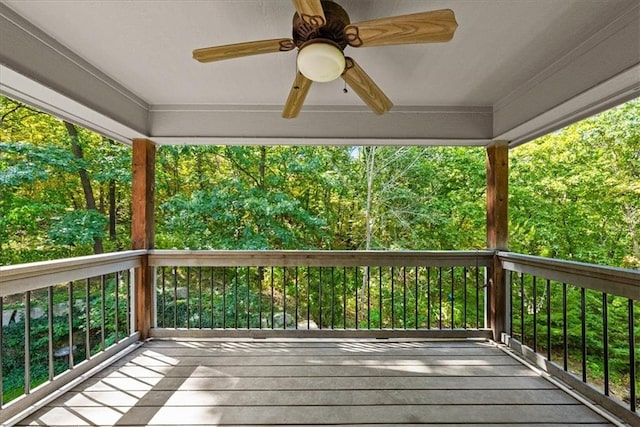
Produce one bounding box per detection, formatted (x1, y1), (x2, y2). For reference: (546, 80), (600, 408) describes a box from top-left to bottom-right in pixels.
(109, 179), (117, 241)
(359, 147), (377, 324)
(364, 146), (376, 250)
(107, 139), (117, 242)
(259, 146), (267, 189)
(64, 121), (104, 254)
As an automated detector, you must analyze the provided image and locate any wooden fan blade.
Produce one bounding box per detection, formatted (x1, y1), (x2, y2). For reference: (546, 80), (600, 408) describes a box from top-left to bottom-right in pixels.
(345, 9), (457, 48)
(193, 38), (295, 63)
(292, 0), (326, 27)
(282, 72), (313, 119)
(341, 58), (392, 115)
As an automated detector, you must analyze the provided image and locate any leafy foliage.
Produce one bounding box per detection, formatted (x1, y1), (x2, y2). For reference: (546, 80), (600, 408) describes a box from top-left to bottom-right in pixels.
(1, 93), (638, 407)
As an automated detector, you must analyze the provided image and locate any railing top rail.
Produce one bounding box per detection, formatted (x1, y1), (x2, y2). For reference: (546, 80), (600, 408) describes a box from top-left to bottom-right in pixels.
(148, 250), (494, 268)
(498, 251), (640, 300)
(0, 250), (146, 297)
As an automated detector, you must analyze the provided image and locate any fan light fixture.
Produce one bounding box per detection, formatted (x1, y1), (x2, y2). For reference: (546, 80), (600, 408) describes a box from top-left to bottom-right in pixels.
(297, 42), (345, 82)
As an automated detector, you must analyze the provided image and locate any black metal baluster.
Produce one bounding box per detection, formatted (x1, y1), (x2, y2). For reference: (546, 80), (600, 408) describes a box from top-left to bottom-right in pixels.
(546, 279), (551, 361)
(427, 267), (431, 329)
(367, 266), (371, 330)
(602, 293), (609, 396)
(85, 278), (91, 359)
(115, 272), (119, 341)
(25, 290), (31, 393)
(581, 287), (587, 382)
(355, 267), (359, 329)
(186, 267), (191, 329)
(403, 266), (407, 329)
(463, 267), (467, 329)
(563, 283), (568, 371)
(628, 298), (636, 413)
(161, 267), (166, 328)
(222, 268), (227, 329)
(258, 267), (262, 330)
(391, 266), (395, 329)
(509, 271), (513, 336)
(343, 267), (347, 329)
(47, 287), (54, 380)
(438, 267), (443, 329)
(101, 275), (106, 350)
(520, 273), (525, 342)
(173, 267), (178, 329)
(476, 266), (480, 329)
(307, 266), (311, 329)
(247, 266), (251, 329)
(319, 268), (322, 329)
(283, 267), (288, 330)
(127, 270), (132, 335)
(295, 267), (299, 329)
(532, 276), (537, 352)
(450, 267), (454, 329)
(331, 267), (335, 329)
(211, 267), (215, 328)
(270, 267), (275, 329)
(199, 267), (203, 329)
(379, 266), (382, 329)
(415, 266), (419, 329)
(234, 267), (238, 329)
(67, 282), (74, 368)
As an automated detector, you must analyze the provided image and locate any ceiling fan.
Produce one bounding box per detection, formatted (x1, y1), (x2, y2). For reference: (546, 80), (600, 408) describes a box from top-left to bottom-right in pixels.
(193, 0), (458, 119)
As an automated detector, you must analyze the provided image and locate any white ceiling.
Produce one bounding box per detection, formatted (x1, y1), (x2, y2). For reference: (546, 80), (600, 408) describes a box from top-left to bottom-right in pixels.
(1, 0), (639, 146)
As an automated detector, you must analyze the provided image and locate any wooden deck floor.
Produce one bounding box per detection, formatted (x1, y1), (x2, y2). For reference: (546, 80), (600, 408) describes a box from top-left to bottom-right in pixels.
(17, 338), (617, 426)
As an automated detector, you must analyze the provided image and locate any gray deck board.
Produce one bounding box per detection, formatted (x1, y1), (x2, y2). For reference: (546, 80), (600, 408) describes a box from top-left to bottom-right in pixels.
(17, 338), (615, 426)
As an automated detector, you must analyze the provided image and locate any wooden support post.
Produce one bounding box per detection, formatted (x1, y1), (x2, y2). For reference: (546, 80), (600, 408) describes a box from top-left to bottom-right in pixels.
(486, 140), (508, 341)
(131, 138), (155, 340)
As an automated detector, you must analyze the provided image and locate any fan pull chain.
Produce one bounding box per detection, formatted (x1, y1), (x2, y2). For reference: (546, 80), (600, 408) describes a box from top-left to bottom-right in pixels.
(343, 81), (348, 94)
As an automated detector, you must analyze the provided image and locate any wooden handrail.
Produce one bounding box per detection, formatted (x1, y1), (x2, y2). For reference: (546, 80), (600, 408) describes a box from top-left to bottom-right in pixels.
(147, 250), (494, 268)
(2, 250), (635, 300)
(498, 251), (640, 300)
(0, 250), (146, 297)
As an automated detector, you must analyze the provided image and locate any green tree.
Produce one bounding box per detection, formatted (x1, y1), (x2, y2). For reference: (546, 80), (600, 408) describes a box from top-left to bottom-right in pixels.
(510, 99), (640, 267)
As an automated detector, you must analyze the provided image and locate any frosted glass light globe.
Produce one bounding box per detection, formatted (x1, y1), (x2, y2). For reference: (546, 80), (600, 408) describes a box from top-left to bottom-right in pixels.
(297, 43), (346, 82)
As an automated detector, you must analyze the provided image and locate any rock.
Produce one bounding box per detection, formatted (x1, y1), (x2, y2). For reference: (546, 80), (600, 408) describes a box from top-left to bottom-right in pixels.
(31, 306), (46, 319)
(2, 309), (21, 325)
(262, 312), (295, 328)
(297, 320), (319, 329)
(176, 287), (188, 299)
(54, 345), (78, 358)
(53, 302), (69, 317)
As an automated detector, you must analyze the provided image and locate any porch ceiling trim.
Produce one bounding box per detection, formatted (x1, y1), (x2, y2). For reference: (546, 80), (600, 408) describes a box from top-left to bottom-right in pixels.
(0, 3), (149, 138)
(150, 136), (492, 147)
(495, 2), (640, 147)
(0, 2), (638, 147)
(148, 104), (494, 143)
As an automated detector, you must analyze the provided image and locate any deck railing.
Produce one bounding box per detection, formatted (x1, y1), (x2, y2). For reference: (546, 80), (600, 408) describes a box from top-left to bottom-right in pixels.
(0, 251), (145, 423)
(147, 250), (493, 338)
(2, 249), (638, 424)
(499, 252), (639, 423)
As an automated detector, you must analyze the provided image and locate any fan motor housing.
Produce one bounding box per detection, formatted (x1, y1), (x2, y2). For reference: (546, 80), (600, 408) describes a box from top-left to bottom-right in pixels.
(292, 0), (350, 50)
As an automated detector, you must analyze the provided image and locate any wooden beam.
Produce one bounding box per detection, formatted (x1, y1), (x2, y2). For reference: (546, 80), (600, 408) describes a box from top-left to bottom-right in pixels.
(131, 138), (155, 340)
(487, 141), (508, 249)
(486, 140), (508, 341)
(132, 139), (155, 250)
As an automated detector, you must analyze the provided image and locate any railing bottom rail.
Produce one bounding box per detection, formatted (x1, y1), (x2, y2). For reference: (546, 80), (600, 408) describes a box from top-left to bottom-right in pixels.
(502, 334), (639, 427)
(149, 328), (493, 340)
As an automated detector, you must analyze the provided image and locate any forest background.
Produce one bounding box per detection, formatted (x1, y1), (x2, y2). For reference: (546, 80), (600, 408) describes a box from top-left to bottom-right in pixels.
(1, 95), (638, 268)
(0, 95), (638, 405)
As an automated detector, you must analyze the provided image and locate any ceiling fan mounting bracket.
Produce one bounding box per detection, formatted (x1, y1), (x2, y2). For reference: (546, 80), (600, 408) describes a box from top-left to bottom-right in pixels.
(292, 0), (350, 50)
